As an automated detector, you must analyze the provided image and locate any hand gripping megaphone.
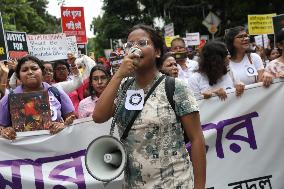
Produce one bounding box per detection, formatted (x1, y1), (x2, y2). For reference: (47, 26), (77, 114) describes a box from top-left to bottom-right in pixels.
(85, 135), (127, 182)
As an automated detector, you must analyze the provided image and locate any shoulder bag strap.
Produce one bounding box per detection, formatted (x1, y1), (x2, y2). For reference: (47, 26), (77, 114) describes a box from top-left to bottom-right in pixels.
(165, 76), (175, 111)
(121, 75), (166, 140)
(247, 53), (253, 65)
(165, 76), (190, 143)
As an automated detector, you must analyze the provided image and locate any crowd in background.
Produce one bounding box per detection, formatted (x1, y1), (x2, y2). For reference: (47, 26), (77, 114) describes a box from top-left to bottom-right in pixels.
(0, 24), (283, 188)
(0, 27), (283, 129)
(0, 27), (283, 130)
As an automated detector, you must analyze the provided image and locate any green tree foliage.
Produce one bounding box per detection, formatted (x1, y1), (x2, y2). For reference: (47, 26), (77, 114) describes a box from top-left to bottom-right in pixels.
(91, 0), (144, 58)
(0, 0), (60, 33)
(91, 0), (284, 56)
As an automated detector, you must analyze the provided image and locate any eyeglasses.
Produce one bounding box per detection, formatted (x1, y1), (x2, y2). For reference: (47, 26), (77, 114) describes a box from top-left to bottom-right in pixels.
(235, 34), (250, 40)
(124, 39), (149, 49)
(171, 46), (186, 51)
(92, 76), (109, 82)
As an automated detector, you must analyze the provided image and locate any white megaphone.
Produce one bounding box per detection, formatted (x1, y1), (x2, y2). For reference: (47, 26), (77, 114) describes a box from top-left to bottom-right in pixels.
(85, 135), (127, 182)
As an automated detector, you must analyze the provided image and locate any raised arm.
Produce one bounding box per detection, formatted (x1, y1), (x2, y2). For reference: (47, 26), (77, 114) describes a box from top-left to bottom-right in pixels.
(93, 54), (138, 123)
(53, 74), (83, 93)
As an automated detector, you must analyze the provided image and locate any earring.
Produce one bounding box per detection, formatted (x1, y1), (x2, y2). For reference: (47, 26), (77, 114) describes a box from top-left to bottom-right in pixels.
(156, 55), (160, 58)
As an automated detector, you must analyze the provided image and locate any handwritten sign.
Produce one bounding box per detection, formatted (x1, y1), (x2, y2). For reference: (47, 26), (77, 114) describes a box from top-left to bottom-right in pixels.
(27, 33), (68, 61)
(66, 36), (78, 57)
(61, 7), (87, 44)
(254, 34), (269, 48)
(184, 32), (200, 46)
(165, 35), (180, 47)
(164, 23), (174, 37)
(248, 13), (276, 35)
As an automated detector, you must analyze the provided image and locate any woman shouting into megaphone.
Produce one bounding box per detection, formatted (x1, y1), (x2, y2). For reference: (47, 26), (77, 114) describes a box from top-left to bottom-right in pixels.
(93, 24), (206, 189)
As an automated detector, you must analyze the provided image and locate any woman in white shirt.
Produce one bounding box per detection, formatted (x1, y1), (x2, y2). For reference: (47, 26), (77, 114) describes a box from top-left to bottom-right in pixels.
(225, 26), (264, 85)
(188, 41), (245, 100)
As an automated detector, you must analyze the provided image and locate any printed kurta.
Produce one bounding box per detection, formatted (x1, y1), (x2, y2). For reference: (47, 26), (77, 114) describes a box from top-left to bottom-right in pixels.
(115, 74), (199, 189)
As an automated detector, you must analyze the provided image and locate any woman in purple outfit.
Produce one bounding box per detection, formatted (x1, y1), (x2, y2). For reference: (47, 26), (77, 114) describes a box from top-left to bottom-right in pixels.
(0, 55), (75, 140)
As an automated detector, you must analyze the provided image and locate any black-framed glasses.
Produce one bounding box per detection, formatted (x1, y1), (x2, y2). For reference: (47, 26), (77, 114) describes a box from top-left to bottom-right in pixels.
(235, 34), (250, 40)
(92, 75), (109, 82)
(124, 39), (149, 49)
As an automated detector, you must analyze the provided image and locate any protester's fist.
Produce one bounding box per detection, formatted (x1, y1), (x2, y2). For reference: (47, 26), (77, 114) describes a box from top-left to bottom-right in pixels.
(68, 57), (76, 66)
(70, 63), (80, 76)
(0, 62), (9, 74)
(115, 54), (139, 79)
(7, 59), (17, 71)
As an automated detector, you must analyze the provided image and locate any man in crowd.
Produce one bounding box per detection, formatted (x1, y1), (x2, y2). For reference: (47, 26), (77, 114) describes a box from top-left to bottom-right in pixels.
(170, 38), (199, 84)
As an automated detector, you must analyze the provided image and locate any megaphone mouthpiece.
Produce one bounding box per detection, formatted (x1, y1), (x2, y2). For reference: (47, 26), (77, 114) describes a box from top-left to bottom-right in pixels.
(104, 151), (122, 167)
(129, 47), (142, 57)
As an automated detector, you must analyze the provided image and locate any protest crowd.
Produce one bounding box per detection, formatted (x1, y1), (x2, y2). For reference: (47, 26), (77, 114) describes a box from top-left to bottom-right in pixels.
(0, 8), (284, 189)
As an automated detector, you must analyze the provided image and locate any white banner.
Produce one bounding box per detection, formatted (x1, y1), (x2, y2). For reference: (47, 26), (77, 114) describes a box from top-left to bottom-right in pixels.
(27, 33), (68, 61)
(0, 80), (283, 188)
(201, 79), (284, 188)
(0, 118), (123, 188)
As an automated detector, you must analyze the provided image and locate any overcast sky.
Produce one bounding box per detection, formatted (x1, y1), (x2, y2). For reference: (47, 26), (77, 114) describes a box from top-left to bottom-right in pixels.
(47, 0), (103, 38)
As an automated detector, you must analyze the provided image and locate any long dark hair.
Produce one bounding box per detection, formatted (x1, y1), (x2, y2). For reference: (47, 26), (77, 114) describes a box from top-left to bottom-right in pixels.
(198, 41), (228, 86)
(225, 26), (246, 58)
(89, 64), (110, 99)
(128, 24), (165, 68)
